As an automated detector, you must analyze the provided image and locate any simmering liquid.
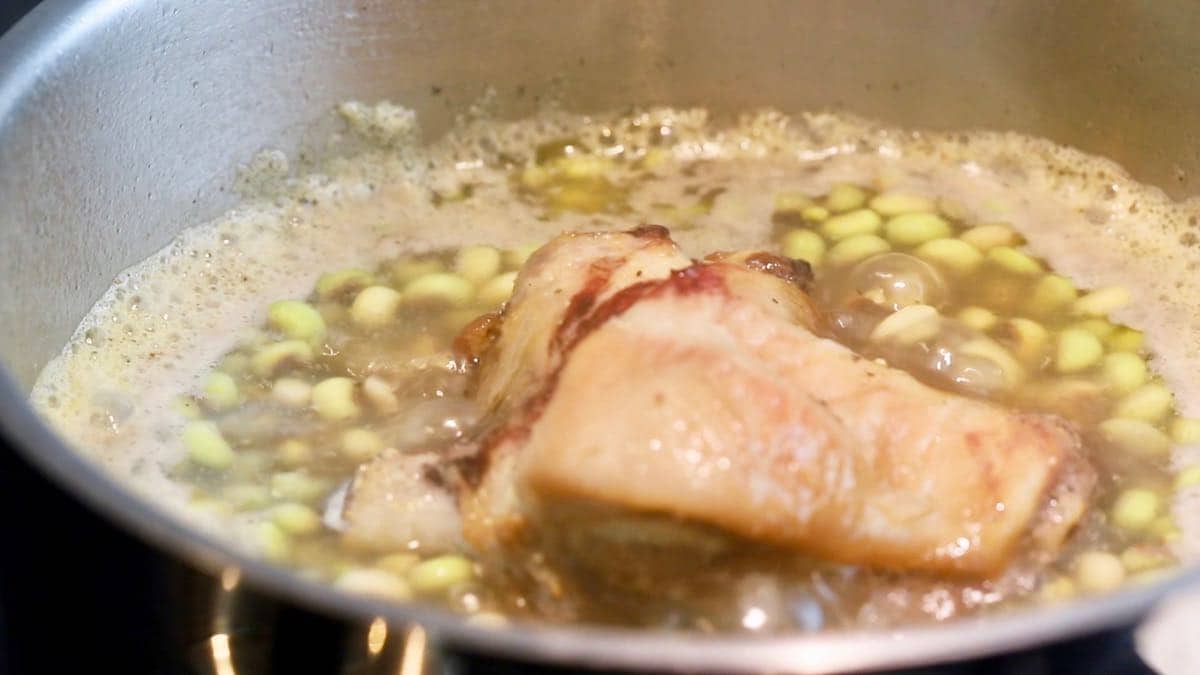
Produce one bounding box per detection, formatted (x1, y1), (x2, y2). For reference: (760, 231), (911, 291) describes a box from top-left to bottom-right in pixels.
(30, 103), (1200, 631)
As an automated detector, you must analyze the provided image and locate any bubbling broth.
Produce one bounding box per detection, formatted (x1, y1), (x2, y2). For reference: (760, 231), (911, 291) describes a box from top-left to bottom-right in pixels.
(30, 104), (1200, 632)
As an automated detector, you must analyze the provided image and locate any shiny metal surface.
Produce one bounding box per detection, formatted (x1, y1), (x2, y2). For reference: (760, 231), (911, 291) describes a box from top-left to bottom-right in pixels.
(1, 1), (1200, 671)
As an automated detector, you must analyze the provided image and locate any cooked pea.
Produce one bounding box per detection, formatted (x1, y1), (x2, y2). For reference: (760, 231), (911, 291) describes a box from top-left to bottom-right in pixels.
(455, 245), (502, 284)
(276, 439), (313, 467)
(315, 268), (374, 302)
(1110, 488), (1161, 530)
(182, 421), (235, 470)
(801, 205), (830, 222)
(1006, 318), (1049, 364)
(201, 372), (239, 412)
(503, 243), (540, 269)
(914, 238), (983, 274)
(820, 208), (882, 241)
(961, 223), (1018, 251)
(1101, 353), (1147, 396)
(256, 522), (292, 561)
(270, 470), (329, 503)
(1113, 384), (1173, 423)
(271, 502), (323, 536)
(251, 340), (313, 377)
(1073, 551), (1125, 593)
(1107, 327), (1145, 352)
(986, 246), (1043, 276)
(825, 183), (866, 212)
(340, 428), (384, 462)
(781, 229), (826, 265)
(957, 306), (997, 332)
(1099, 418), (1172, 458)
(361, 375), (400, 414)
(477, 271), (518, 307)
(350, 285), (404, 329)
(1026, 274), (1078, 315)
(1171, 418), (1200, 445)
(1175, 465), (1200, 489)
(267, 300), (326, 344)
(869, 304), (940, 344)
(403, 273), (474, 307)
(1072, 286), (1132, 317)
(1055, 328), (1103, 373)
(869, 191), (935, 216)
(958, 338), (1024, 388)
(336, 569), (413, 600)
(884, 212), (952, 246)
(311, 377), (360, 421)
(408, 554), (475, 595)
(827, 234), (890, 267)
(271, 377), (312, 408)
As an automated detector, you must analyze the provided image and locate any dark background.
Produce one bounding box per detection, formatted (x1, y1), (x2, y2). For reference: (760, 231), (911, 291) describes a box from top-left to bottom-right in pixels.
(0, 2), (1164, 674)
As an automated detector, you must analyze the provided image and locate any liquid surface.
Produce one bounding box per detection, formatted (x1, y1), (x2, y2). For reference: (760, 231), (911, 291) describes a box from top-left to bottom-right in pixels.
(30, 103), (1200, 631)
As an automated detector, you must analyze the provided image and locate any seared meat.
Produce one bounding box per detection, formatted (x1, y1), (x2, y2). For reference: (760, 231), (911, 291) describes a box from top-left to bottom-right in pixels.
(345, 226), (1094, 576)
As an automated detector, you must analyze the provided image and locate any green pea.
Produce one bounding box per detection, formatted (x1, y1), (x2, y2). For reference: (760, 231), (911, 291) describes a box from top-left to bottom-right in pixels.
(403, 273), (474, 307)
(201, 372), (239, 412)
(961, 223), (1018, 251)
(884, 212), (952, 246)
(825, 183), (867, 212)
(251, 340), (313, 377)
(455, 245), (503, 284)
(1055, 328), (1103, 373)
(1099, 418), (1172, 458)
(827, 234), (890, 267)
(182, 421), (234, 470)
(987, 246), (1043, 276)
(477, 271), (518, 307)
(271, 502), (323, 536)
(256, 522), (292, 561)
(820, 208), (882, 241)
(1072, 285), (1132, 317)
(914, 238), (983, 274)
(869, 304), (940, 344)
(1074, 551), (1125, 593)
(1101, 353), (1148, 395)
(311, 377), (361, 421)
(270, 470), (329, 503)
(315, 268), (374, 302)
(340, 428), (384, 462)
(781, 229), (826, 265)
(1110, 488), (1161, 530)
(1113, 384), (1173, 423)
(407, 554), (475, 595)
(1027, 274), (1078, 315)
(1174, 464), (1200, 489)
(957, 306), (997, 332)
(801, 205), (830, 222)
(350, 286), (403, 329)
(267, 300), (326, 344)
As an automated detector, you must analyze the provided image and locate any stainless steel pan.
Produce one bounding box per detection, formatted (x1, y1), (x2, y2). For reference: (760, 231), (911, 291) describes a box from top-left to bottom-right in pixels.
(3, 1), (1200, 671)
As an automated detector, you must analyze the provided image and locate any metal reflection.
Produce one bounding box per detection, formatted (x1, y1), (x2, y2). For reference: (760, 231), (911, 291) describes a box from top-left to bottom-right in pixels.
(209, 633), (237, 675)
(366, 617), (388, 656)
(398, 625), (426, 675)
